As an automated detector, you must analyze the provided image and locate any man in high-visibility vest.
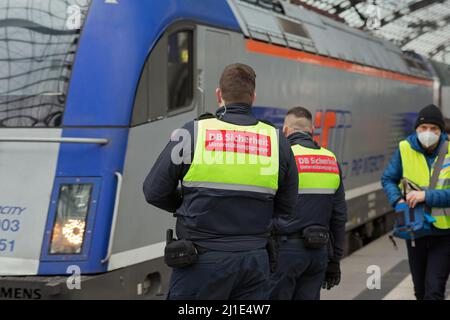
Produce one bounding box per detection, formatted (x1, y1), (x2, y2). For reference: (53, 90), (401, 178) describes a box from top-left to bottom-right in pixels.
(143, 63), (298, 299)
(382, 104), (450, 300)
(270, 107), (347, 300)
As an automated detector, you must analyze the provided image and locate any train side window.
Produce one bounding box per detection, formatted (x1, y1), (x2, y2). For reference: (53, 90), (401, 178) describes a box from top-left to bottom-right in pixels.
(167, 31), (194, 112)
(131, 28), (194, 126)
(278, 18), (311, 39)
(131, 35), (168, 126)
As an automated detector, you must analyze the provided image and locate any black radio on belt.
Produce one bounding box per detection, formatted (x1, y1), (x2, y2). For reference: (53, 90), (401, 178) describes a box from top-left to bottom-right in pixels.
(302, 225), (329, 249)
(164, 229), (198, 268)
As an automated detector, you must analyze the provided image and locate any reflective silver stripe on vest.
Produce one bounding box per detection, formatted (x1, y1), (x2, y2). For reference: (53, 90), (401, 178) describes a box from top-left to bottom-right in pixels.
(443, 157), (450, 166)
(298, 188), (336, 195)
(431, 208), (448, 217)
(182, 181), (277, 195)
(437, 178), (450, 188)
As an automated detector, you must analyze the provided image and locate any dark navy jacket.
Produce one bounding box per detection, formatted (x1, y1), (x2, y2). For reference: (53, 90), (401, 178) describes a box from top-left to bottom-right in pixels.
(381, 132), (450, 236)
(274, 132), (348, 262)
(143, 104), (299, 251)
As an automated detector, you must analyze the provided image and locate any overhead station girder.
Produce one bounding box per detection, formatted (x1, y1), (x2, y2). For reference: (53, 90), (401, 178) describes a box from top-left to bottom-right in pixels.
(288, 0), (450, 60)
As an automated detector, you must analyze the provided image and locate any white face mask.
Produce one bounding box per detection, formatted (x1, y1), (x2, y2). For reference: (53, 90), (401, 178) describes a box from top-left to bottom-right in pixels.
(417, 131), (440, 148)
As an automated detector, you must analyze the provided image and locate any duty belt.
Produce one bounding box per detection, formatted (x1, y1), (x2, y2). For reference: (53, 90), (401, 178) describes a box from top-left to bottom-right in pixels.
(194, 244), (211, 254)
(277, 232), (304, 241)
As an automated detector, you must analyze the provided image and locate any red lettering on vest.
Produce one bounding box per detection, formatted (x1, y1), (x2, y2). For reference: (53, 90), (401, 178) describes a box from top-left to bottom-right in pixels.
(295, 155), (339, 173)
(205, 130), (271, 157)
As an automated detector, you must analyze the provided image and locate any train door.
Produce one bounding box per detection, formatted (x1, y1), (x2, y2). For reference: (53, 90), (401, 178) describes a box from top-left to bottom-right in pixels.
(196, 26), (233, 115)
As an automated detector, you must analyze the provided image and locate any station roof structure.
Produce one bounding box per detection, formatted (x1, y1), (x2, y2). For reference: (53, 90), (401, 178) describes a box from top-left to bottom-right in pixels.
(287, 0), (450, 63)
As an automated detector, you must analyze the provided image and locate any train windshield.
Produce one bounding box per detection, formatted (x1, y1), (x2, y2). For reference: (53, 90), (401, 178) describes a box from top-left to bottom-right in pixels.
(0, 0), (91, 128)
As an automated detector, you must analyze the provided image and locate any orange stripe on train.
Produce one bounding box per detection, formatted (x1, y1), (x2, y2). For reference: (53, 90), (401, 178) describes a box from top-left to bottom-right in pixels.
(246, 39), (433, 88)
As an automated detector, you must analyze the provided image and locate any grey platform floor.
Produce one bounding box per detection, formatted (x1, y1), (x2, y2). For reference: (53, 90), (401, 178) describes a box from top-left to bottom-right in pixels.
(320, 233), (450, 300)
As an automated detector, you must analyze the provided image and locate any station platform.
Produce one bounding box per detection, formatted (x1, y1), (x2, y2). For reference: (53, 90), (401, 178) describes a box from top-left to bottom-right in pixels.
(321, 233), (450, 300)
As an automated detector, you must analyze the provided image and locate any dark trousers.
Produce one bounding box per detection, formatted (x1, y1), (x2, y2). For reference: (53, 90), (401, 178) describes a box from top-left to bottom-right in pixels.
(406, 234), (450, 300)
(269, 239), (328, 300)
(167, 249), (270, 300)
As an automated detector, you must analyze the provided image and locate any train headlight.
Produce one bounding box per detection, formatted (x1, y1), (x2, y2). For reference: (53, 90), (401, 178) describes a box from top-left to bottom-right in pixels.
(62, 219), (86, 245)
(50, 184), (92, 254)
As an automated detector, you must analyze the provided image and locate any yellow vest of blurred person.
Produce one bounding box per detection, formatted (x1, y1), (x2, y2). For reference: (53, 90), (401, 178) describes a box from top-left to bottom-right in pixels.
(399, 140), (450, 229)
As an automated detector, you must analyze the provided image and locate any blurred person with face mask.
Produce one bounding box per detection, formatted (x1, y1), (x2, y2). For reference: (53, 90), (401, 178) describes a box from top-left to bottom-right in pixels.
(382, 104), (450, 300)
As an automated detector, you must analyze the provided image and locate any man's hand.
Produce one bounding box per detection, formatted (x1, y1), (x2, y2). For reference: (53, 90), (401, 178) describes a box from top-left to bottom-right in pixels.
(405, 191), (425, 208)
(322, 261), (341, 290)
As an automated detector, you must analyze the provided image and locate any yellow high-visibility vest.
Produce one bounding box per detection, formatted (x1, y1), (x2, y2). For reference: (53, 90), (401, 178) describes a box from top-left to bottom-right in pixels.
(399, 140), (450, 229)
(183, 118), (279, 195)
(291, 144), (340, 194)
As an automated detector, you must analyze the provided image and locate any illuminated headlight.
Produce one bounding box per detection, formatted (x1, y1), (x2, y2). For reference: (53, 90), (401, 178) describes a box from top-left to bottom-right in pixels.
(50, 184), (92, 254)
(62, 219), (86, 245)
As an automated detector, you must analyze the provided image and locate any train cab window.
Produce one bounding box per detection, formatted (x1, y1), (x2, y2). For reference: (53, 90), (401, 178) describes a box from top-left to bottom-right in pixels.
(131, 28), (194, 126)
(168, 31), (194, 111)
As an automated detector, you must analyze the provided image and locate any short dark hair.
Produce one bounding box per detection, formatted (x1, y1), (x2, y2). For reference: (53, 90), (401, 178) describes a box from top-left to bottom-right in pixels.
(219, 63), (256, 105)
(286, 106), (312, 121)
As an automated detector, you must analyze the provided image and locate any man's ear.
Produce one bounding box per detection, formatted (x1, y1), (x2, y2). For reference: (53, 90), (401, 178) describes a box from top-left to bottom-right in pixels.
(252, 91), (256, 105)
(282, 125), (289, 137)
(216, 88), (224, 107)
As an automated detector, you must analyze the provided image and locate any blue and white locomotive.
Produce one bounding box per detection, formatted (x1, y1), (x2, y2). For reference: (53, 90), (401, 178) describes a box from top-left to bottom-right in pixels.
(0, 0), (446, 299)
